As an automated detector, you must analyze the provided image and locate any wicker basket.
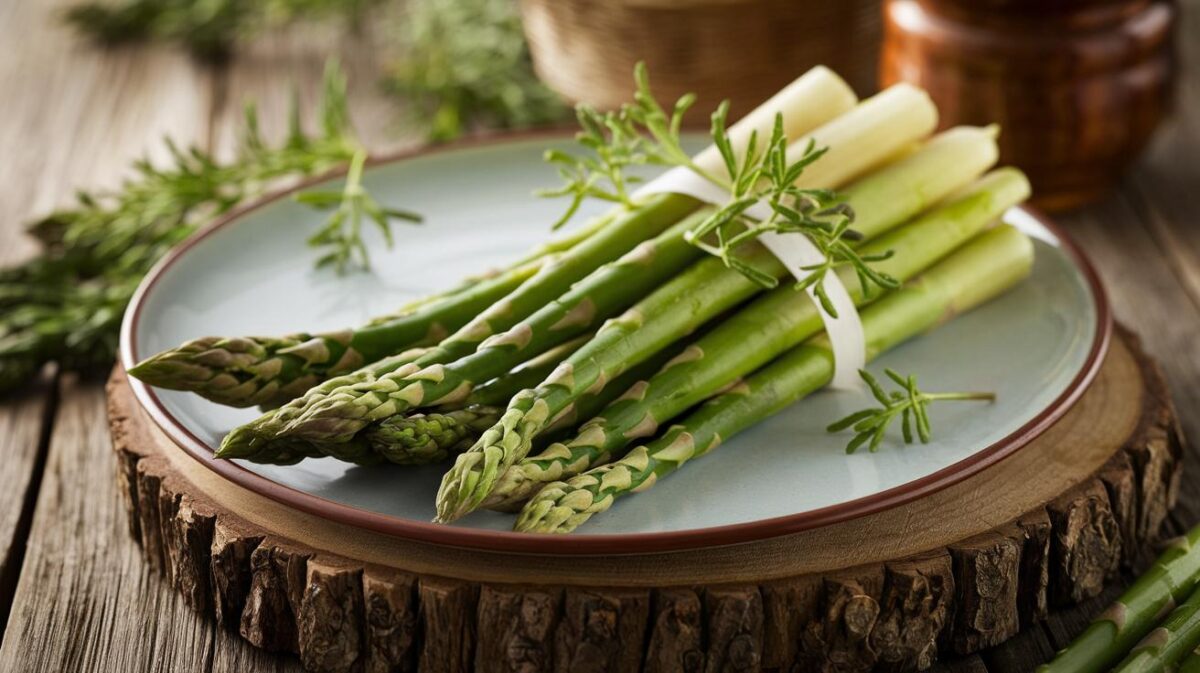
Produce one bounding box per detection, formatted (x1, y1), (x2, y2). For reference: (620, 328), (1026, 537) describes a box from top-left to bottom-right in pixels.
(520, 0), (882, 118)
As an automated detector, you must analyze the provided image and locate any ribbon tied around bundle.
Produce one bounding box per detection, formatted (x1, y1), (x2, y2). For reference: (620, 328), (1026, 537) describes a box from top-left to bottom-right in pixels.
(635, 165), (866, 390)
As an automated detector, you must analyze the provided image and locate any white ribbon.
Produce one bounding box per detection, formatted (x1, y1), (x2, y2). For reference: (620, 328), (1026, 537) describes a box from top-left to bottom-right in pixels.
(635, 166), (866, 390)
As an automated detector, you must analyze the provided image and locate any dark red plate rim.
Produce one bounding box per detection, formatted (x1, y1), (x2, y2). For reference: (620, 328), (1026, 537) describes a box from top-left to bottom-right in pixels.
(120, 132), (1113, 556)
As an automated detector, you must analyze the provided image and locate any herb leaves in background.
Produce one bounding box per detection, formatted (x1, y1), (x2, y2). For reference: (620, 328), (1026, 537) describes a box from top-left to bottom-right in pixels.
(64, 0), (378, 61)
(65, 0), (569, 142)
(0, 62), (385, 393)
(385, 0), (568, 141)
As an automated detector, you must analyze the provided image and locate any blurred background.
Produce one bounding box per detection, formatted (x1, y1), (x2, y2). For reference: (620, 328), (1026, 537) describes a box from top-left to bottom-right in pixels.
(0, 0), (1180, 399)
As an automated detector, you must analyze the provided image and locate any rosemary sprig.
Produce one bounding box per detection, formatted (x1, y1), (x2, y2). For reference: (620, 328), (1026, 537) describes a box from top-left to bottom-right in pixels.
(0, 61), (382, 394)
(64, 0), (378, 61)
(540, 63), (899, 313)
(827, 369), (995, 453)
(536, 105), (653, 229)
(297, 149), (423, 273)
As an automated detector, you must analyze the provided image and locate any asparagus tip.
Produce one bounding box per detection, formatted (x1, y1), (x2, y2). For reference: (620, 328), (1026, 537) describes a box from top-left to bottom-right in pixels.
(215, 426), (262, 459)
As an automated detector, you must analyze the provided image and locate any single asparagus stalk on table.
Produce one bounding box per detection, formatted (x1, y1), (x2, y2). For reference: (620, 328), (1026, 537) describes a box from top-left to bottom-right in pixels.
(1039, 524), (1200, 673)
(1111, 583), (1200, 672)
(514, 224), (1034, 533)
(486, 163), (1024, 509)
(220, 71), (875, 460)
(433, 88), (943, 522)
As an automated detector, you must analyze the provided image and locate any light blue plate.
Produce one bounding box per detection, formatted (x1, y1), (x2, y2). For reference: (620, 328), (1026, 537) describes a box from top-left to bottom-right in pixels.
(121, 136), (1108, 550)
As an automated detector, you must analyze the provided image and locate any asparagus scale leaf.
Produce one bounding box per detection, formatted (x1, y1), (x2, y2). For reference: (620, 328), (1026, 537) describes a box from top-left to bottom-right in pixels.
(515, 225), (1034, 534)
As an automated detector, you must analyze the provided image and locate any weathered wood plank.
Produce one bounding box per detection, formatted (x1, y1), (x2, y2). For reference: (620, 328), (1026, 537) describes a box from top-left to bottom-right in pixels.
(0, 384), (220, 673)
(0, 0), (215, 667)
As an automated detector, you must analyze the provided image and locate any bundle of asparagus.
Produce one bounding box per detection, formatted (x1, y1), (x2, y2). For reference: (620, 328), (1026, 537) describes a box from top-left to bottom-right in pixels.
(131, 63), (1040, 537)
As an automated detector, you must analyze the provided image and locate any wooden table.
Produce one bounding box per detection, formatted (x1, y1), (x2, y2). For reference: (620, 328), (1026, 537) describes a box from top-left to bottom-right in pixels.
(0, 1), (1197, 671)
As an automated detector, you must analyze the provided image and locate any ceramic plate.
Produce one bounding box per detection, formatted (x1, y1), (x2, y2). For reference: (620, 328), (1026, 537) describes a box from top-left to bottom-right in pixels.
(121, 135), (1110, 553)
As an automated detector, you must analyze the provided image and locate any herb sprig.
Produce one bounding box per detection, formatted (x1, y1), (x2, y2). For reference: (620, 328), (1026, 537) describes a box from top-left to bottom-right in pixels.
(64, 0), (378, 61)
(541, 63), (899, 312)
(0, 61), (392, 394)
(827, 369), (995, 453)
(297, 149), (422, 273)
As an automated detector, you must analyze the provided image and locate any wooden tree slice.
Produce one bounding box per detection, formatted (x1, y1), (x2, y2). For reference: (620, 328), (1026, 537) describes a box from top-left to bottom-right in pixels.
(106, 326), (1184, 672)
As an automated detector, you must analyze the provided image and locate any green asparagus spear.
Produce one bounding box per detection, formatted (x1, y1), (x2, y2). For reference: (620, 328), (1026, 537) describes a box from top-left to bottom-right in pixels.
(276, 207), (711, 442)
(1111, 584), (1200, 672)
(365, 209), (619, 326)
(486, 167), (1026, 509)
(433, 125), (992, 523)
(128, 257), (544, 408)
(1039, 524), (1200, 673)
(515, 224), (1034, 533)
(217, 191), (700, 458)
(357, 334), (593, 464)
(363, 334), (682, 467)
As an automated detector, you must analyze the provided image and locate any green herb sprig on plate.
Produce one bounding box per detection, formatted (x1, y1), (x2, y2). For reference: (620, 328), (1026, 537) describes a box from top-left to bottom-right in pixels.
(828, 368), (995, 453)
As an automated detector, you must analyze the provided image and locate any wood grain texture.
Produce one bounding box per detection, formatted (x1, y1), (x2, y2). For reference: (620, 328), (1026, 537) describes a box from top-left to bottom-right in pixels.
(95, 327), (1181, 671)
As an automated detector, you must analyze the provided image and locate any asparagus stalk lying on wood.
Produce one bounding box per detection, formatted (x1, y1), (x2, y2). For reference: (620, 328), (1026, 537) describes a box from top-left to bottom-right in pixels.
(514, 224), (1034, 533)
(1039, 523), (1200, 673)
(220, 73), (881, 460)
(433, 88), (944, 522)
(487, 163), (1024, 509)
(1111, 584), (1200, 673)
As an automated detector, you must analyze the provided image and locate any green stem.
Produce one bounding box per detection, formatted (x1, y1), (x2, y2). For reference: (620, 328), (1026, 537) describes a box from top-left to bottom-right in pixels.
(514, 224), (1034, 533)
(276, 205), (710, 444)
(1112, 583), (1200, 672)
(1040, 524), (1200, 673)
(129, 207), (617, 409)
(129, 258), (542, 408)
